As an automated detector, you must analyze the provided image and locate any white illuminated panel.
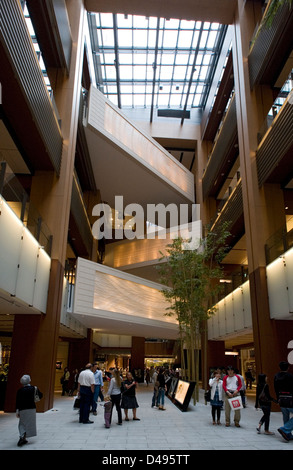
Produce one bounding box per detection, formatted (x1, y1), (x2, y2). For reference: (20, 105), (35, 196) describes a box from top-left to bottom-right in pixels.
(266, 247), (293, 319)
(284, 248), (293, 314)
(0, 195), (51, 313)
(33, 248), (51, 312)
(267, 256), (290, 318)
(233, 286), (245, 330)
(225, 292), (234, 334)
(15, 228), (39, 305)
(93, 271), (170, 321)
(218, 299), (226, 336)
(208, 280), (252, 340)
(242, 281), (252, 328)
(73, 257), (179, 338)
(0, 197), (23, 294)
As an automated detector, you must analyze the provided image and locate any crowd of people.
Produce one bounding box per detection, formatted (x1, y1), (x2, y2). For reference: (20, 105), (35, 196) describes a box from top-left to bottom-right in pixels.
(206, 362), (293, 442)
(14, 361), (293, 446)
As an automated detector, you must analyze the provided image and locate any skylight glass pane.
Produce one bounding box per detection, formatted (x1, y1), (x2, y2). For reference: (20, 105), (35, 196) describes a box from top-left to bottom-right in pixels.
(118, 29), (132, 47)
(104, 65), (116, 80)
(180, 20), (195, 29)
(133, 16), (148, 28)
(133, 94), (146, 106)
(133, 66), (147, 80)
(173, 66), (187, 80)
(178, 30), (194, 47)
(133, 29), (148, 47)
(207, 30), (218, 48)
(91, 12), (226, 113)
(199, 30), (209, 48)
(175, 53), (191, 65)
(120, 84), (133, 93)
(160, 66), (174, 80)
(163, 30), (178, 48)
(101, 29), (114, 47)
(107, 85), (118, 94)
(164, 19), (180, 29)
(117, 14), (132, 27)
(169, 94), (182, 107)
(119, 53), (133, 64)
(100, 13), (113, 27)
(147, 30), (158, 48)
(121, 94), (132, 106)
(199, 66), (208, 80)
(120, 65), (133, 79)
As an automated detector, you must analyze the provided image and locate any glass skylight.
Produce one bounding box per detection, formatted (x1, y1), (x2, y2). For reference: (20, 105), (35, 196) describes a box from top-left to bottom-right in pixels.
(89, 13), (226, 117)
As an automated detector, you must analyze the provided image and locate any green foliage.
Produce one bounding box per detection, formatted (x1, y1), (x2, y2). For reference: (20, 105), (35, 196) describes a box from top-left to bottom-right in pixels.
(157, 221), (231, 332)
(252, 0), (293, 45)
(264, 0), (293, 27)
(156, 222), (230, 400)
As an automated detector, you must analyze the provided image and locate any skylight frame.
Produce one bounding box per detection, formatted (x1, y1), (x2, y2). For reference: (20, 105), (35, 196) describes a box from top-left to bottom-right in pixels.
(89, 12), (227, 119)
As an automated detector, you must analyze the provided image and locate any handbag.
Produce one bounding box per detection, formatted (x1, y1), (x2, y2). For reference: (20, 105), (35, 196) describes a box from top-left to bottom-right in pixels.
(204, 389), (211, 402)
(228, 396), (243, 410)
(34, 386), (41, 402)
(73, 397), (80, 409)
(259, 385), (270, 403)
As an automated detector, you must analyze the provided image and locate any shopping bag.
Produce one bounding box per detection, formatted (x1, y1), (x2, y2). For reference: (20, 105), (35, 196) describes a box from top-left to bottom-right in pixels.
(228, 396), (243, 410)
(73, 397), (80, 409)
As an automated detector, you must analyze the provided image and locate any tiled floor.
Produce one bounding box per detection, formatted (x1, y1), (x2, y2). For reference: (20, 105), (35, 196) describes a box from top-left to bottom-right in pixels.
(0, 384), (292, 451)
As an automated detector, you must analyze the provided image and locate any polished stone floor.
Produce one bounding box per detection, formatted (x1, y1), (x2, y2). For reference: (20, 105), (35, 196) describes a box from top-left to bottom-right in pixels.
(0, 383), (292, 453)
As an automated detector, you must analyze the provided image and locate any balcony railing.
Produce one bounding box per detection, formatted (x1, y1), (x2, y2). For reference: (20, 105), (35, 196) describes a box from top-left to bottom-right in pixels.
(265, 226), (293, 265)
(202, 94), (238, 200)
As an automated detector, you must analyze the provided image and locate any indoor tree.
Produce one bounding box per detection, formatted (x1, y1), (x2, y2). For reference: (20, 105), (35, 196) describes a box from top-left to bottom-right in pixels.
(157, 222), (230, 403)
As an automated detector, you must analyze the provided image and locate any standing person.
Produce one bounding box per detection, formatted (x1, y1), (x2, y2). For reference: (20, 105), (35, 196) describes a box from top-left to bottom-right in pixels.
(274, 361), (293, 442)
(255, 374), (276, 435)
(103, 395), (113, 428)
(77, 363), (95, 424)
(121, 371), (140, 421)
(69, 368), (79, 396)
(274, 361), (293, 425)
(235, 368), (246, 408)
(15, 375), (43, 447)
(108, 369), (122, 425)
(92, 363), (104, 415)
(222, 366), (242, 427)
(145, 368), (150, 386)
(61, 367), (70, 396)
(157, 368), (167, 410)
(245, 368), (254, 389)
(151, 367), (159, 407)
(209, 371), (223, 425)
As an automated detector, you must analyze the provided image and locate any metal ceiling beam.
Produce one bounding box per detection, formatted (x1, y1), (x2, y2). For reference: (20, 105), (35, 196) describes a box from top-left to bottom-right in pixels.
(87, 13), (104, 92)
(181, 22), (204, 125)
(150, 17), (160, 123)
(113, 14), (121, 109)
(200, 24), (228, 109)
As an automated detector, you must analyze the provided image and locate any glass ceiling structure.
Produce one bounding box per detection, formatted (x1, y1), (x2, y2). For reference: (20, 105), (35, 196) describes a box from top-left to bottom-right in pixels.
(88, 13), (227, 122)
